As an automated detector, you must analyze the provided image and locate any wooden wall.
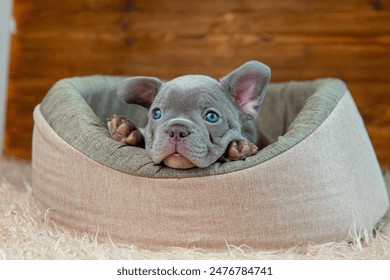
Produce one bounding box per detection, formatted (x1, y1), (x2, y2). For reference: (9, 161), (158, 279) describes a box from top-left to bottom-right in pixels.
(5, 0), (390, 166)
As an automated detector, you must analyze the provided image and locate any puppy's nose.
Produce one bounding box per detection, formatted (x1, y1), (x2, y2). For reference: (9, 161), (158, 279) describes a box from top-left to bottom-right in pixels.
(167, 125), (190, 141)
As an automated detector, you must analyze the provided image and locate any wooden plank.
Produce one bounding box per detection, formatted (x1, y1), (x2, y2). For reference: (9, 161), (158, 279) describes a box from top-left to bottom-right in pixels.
(12, 32), (390, 52)
(13, 10), (390, 35)
(132, 0), (390, 12)
(15, 0), (390, 12)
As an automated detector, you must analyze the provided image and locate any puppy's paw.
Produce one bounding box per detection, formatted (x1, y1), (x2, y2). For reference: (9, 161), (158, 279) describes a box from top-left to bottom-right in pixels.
(107, 114), (145, 147)
(221, 140), (258, 162)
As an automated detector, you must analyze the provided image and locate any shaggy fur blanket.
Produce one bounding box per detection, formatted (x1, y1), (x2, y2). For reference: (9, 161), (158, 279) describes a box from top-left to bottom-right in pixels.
(0, 158), (389, 259)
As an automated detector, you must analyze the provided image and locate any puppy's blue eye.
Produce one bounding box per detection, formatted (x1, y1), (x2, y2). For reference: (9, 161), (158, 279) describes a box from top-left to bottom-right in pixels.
(205, 111), (219, 123)
(152, 108), (162, 120)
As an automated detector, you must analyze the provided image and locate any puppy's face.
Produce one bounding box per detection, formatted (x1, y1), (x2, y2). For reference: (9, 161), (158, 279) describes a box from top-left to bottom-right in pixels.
(143, 75), (243, 169)
(117, 61), (271, 169)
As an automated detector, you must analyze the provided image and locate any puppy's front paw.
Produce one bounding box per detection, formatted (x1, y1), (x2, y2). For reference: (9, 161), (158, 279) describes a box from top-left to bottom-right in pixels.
(107, 114), (144, 147)
(221, 140), (258, 162)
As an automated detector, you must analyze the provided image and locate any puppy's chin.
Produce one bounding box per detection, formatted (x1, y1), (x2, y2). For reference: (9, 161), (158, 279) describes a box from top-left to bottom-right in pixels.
(163, 154), (196, 169)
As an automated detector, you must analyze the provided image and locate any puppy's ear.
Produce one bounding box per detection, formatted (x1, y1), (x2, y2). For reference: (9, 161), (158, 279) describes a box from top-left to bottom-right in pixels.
(221, 61), (271, 119)
(117, 77), (163, 108)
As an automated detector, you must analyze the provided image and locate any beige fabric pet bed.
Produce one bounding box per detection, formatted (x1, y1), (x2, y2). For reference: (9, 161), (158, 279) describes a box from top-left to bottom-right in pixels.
(32, 76), (389, 250)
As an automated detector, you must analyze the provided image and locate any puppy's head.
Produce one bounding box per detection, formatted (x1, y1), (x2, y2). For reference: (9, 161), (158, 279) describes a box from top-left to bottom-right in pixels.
(117, 61), (270, 169)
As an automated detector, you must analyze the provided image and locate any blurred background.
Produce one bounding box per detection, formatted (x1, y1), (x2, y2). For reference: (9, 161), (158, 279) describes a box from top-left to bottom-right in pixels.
(1, 0), (389, 166)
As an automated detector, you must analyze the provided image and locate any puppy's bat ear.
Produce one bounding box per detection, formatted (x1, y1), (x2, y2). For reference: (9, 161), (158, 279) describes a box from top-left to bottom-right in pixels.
(221, 61), (271, 119)
(117, 77), (163, 108)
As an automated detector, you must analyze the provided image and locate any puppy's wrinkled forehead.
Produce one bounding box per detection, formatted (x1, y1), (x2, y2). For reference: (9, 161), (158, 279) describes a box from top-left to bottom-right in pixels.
(155, 75), (225, 108)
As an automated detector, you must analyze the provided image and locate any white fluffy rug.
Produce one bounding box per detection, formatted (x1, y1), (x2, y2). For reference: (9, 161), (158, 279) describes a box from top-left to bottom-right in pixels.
(1, 158), (389, 260)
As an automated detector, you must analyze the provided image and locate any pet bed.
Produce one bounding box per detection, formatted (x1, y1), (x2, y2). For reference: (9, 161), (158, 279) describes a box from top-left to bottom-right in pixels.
(32, 76), (389, 250)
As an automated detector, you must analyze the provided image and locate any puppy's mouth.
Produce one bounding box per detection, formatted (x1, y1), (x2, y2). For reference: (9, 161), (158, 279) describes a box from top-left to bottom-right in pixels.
(162, 152), (196, 169)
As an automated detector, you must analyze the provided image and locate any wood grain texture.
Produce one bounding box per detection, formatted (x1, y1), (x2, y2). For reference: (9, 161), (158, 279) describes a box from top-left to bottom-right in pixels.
(5, 0), (390, 166)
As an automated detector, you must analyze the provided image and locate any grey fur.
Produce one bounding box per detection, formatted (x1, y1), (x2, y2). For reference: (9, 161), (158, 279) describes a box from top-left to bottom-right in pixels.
(117, 60), (271, 168)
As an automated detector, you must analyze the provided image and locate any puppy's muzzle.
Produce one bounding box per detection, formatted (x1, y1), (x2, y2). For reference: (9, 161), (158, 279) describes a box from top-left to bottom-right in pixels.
(160, 119), (196, 169)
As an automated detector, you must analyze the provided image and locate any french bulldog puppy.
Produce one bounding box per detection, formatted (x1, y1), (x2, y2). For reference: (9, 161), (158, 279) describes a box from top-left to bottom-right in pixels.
(107, 60), (271, 169)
